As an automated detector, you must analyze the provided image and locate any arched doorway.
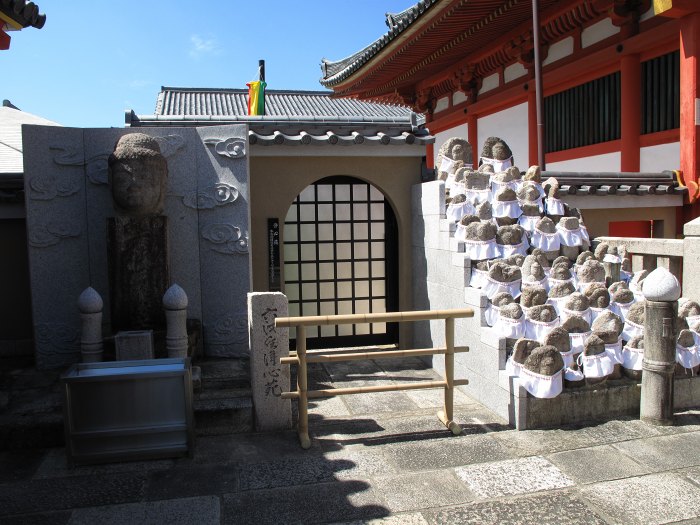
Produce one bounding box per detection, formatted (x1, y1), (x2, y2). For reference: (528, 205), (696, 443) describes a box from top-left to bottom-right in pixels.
(283, 176), (398, 349)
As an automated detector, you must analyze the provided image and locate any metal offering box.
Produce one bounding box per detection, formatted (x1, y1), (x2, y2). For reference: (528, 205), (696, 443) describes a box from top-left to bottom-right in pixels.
(62, 358), (194, 465)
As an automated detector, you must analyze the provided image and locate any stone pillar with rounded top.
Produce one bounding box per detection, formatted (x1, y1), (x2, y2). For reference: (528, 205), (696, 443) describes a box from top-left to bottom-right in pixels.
(640, 267), (680, 426)
(164, 284), (189, 358)
(78, 287), (104, 363)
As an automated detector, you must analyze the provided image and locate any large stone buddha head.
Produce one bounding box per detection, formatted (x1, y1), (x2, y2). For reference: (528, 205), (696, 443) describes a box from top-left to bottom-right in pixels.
(108, 133), (168, 216)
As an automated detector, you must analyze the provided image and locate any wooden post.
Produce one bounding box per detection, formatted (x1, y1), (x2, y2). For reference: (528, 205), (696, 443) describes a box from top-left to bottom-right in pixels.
(296, 324), (311, 449)
(438, 317), (462, 435)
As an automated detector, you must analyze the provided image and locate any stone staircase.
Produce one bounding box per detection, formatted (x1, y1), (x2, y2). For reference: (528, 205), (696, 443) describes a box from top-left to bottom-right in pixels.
(0, 355), (254, 450)
(192, 357), (254, 436)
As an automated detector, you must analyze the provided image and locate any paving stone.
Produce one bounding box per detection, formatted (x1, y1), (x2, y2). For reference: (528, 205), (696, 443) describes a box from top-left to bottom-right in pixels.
(0, 472), (147, 516)
(579, 472), (700, 525)
(68, 496), (220, 525)
(191, 430), (321, 465)
(547, 444), (652, 484)
(314, 412), (488, 450)
(382, 433), (514, 471)
(0, 510), (72, 525)
(145, 463), (238, 500)
(491, 418), (664, 457)
(33, 448), (174, 480)
(403, 386), (475, 409)
(222, 480), (389, 524)
(0, 448), (45, 483)
(424, 491), (607, 525)
(372, 470), (474, 513)
(237, 454), (342, 491)
(342, 391), (420, 416)
(454, 456), (574, 498)
(323, 360), (389, 383)
(331, 512), (430, 525)
(309, 395), (352, 418)
(684, 465), (700, 485)
(324, 447), (399, 480)
(612, 431), (700, 471)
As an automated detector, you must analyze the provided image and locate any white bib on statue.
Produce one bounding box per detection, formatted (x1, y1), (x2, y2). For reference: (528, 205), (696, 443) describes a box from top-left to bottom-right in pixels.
(518, 367), (564, 399)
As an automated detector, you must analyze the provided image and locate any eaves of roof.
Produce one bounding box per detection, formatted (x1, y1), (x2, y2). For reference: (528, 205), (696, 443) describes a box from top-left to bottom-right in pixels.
(0, 1), (46, 29)
(319, 0), (441, 88)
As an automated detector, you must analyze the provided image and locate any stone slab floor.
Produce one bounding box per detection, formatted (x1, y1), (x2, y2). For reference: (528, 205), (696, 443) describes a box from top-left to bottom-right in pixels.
(1, 356), (700, 524)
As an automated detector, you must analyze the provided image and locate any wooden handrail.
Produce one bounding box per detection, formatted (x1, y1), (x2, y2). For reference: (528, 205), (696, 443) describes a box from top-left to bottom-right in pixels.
(277, 308), (473, 448)
(274, 308), (474, 328)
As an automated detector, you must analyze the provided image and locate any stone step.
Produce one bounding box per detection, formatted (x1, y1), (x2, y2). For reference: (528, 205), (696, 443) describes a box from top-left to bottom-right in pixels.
(193, 388), (254, 436)
(196, 357), (250, 391)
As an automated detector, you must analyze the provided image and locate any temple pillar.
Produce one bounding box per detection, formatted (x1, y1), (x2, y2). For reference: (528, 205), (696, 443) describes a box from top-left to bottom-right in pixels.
(620, 53), (641, 172)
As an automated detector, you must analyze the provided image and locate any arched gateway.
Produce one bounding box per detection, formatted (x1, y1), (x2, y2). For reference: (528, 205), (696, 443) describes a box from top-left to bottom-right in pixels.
(283, 176), (398, 349)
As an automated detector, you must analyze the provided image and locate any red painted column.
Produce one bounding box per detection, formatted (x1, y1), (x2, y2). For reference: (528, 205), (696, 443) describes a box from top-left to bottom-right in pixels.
(425, 113), (435, 169)
(467, 114), (478, 163)
(528, 89), (538, 167)
(680, 12), (700, 191)
(620, 54), (641, 172)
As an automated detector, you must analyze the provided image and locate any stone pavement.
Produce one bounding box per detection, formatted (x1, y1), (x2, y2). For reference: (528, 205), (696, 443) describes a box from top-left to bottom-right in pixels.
(1, 356), (700, 524)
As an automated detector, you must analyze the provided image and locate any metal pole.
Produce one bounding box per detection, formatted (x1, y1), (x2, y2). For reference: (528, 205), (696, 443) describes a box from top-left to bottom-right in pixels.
(259, 59), (265, 82)
(532, 0), (546, 169)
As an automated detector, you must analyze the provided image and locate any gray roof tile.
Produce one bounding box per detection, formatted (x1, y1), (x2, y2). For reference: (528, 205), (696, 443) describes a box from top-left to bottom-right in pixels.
(156, 87), (412, 120)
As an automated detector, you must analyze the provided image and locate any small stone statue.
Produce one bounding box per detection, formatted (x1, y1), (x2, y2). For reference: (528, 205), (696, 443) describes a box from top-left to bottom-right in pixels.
(479, 137), (514, 171)
(437, 138), (473, 182)
(523, 345), (564, 375)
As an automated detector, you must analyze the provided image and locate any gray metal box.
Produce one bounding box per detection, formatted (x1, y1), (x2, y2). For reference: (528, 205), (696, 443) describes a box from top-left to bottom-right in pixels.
(62, 358), (194, 465)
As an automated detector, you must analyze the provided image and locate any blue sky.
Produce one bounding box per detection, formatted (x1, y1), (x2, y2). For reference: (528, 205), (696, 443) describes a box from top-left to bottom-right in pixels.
(4, 1), (415, 128)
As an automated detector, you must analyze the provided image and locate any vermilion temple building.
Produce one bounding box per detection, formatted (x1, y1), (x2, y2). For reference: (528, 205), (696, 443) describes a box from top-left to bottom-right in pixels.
(320, 0), (700, 238)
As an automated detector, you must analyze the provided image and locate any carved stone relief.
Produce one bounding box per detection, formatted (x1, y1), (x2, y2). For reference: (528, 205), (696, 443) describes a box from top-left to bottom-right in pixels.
(28, 172), (82, 200)
(203, 137), (247, 158)
(28, 221), (81, 247)
(201, 223), (249, 254)
(180, 182), (239, 209)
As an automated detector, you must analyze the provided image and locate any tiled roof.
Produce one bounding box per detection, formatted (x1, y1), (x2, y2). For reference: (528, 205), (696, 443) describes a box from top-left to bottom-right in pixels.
(155, 87), (412, 120)
(128, 87), (433, 148)
(542, 171), (685, 196)
(320, 0), (440, 87)
(0, 104), (60, 174)
(0, 0), (46, 29)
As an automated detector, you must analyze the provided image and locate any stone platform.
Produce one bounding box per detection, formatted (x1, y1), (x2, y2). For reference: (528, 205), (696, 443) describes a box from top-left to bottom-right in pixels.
(1, 356), (699, 524)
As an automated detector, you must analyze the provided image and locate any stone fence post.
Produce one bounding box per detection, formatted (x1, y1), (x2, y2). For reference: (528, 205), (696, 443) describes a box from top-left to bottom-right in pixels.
(640, 267), (680, 426)
(163, 284), (189, 358)
(682, 216), (700, 299)
(78, 287), (104, 363)
(248, 292), (291, 431)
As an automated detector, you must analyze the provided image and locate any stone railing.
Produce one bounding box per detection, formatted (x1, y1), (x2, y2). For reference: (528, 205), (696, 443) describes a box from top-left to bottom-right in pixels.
(596, 215), (700, 300)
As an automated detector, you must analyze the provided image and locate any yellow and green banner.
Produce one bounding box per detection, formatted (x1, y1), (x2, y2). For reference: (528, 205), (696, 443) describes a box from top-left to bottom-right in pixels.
(247, 80), (266, 116)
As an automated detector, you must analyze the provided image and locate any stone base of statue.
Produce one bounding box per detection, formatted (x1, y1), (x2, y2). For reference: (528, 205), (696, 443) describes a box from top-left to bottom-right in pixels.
(108, 215), (169, 331)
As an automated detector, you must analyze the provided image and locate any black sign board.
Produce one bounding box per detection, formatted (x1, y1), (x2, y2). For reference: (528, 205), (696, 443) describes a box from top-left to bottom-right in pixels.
(268, 218), (281, 291)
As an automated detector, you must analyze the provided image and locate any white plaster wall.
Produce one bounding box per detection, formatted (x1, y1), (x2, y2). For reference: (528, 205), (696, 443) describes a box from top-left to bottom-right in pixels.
(546, 151), (621, 172)
(504, 62), (527, 83)
(543, 37), (574, 66)
(434, 96), (450, 113)
(640, 142), (680, 172)
(477, 103), (528, 169)
(582, 18), (619, 48)
(453, 91), (468, 105)
(640, 4), (656, 22)
(479, 73), (500, 95)
(433, 123), (470, 167)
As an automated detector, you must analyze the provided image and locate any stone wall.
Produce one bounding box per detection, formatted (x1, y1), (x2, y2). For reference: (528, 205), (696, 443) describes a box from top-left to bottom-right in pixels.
(411, 180), (700, 429)
(23, 125), (251, 368)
